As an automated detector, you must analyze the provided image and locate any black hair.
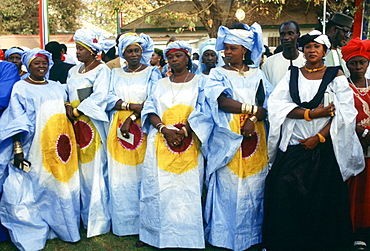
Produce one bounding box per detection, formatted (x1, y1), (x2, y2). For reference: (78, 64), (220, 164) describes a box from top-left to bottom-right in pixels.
(102, 47), (116, 62)
(280, 20), (300, 34)
(60, 44), (67, 53)
(228, 22), (254, 65)
(45, 41), (62, 60)
(154, 48), (166, 67)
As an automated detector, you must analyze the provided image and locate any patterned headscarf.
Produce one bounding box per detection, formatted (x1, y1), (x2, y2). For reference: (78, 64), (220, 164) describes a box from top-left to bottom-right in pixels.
(163, 41), (192, 60)
(198, 38), (223, 71)
(117, 32), (154, 65)
(21, 48), (53, 79)
(73, 28), (115, 54)
(215, 22), (263, 67)
(298, 30), (331, 54)
(342, 37), (370, 62)
(5, 47), (24, 59)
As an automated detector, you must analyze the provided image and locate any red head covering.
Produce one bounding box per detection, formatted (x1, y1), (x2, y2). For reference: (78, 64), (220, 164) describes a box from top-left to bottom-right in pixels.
(342, 37), (370, 62)
(0, 49), (4, 60)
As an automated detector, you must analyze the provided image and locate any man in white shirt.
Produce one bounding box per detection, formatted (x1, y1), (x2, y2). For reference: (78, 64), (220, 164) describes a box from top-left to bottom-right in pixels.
(324, 13), (353, 77)
(262, 20), (306, 87)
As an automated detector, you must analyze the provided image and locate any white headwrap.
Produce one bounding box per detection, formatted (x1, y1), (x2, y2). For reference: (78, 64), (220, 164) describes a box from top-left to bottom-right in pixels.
(215, 22), (263, 67)
(163, 41), (192, 60)
(117, 32), (154, 65)
(198, 38), (223, 71)
(73, 28), (115, 53)
(21, 48), (53, 79)
(298, 30), (331, 54)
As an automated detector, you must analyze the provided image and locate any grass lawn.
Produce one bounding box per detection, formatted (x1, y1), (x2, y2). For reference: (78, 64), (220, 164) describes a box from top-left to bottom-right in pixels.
(0, 229), (237, 251)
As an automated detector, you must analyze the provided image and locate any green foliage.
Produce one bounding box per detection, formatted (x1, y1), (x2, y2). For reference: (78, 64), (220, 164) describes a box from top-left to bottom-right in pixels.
(0, 0), (82, 35)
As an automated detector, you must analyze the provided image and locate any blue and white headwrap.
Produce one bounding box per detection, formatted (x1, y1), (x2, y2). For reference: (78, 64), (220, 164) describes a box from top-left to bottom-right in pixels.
(73, 28), (115, 54)
(5, 47), (24, 60)
(117, 32), (154, 65)
(163, 41), (192, 60)
(198, 38), (224, 71)
(215, 22), (263, 68)
(21, 48), (54, 79)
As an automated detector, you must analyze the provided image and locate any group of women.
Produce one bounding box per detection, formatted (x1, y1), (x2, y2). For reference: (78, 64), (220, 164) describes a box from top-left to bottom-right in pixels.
(0, 22), (369, 251)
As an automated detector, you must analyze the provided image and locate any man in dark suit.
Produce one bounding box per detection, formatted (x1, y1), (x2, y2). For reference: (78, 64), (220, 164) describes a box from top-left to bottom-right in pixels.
(45, 41), (74, 84)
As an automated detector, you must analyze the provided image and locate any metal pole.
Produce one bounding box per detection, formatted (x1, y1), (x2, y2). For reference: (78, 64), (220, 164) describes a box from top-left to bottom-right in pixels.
(323, 0), (327, 34)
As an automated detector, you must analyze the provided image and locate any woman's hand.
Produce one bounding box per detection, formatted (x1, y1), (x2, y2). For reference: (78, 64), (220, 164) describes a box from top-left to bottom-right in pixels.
(298, 135), (320, 150)
(13, 152), (24, 168)
(241, 119), (255, 139)
(255, 106), (267, 120)
(129, 103), (143, 115)
(120, 117), (133, 138)
(310, 103), (335, 118)
(162, 127), (184, 147)
(65, 105), (76, 122)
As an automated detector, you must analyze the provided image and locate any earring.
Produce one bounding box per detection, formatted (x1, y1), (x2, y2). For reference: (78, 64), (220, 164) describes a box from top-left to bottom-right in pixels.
(243, 54), (245, 60)
(303, 54), (306, 59)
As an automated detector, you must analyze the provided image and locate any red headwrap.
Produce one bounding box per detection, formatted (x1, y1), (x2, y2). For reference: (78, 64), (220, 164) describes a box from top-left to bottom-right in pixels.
(342, 37), (370, 62)
(0, 49), (4, 60)
(166, 48), (190, 57)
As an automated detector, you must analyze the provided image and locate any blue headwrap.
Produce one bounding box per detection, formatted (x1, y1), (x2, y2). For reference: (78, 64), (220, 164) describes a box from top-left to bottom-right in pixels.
(73, 28), (115, 53)
(21, 48), (54, 79)
(117, 32), (154, 65)
(215, 22), (263, 68)
(163, 41), (192, 60)
(198, 38), (224, 71)
(5, 47), (24, 59)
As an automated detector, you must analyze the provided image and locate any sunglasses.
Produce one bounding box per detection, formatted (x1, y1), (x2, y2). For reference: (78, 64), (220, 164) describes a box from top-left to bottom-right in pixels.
(335, 26), (352, 36)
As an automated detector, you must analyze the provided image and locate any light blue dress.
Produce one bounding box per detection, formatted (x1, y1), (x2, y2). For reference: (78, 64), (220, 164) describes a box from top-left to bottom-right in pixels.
(106, 66), (161, 236)
(203, 67), (274, 251)
(139, 75), (205, 249)
(66, 63), (111, 237)
(0, 80), (80, 251)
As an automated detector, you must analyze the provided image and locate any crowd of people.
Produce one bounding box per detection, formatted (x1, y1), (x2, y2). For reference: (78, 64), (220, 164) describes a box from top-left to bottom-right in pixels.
(0, 11), (369, 251)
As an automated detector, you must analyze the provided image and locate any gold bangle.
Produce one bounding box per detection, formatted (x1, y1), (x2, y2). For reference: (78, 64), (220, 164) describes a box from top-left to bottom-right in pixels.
(249, 115), (258, 123)
(304, 109), (312, 121)
(252, 105), (258, 116)
(182, 126), (189, 137)
(64, 102), (71, 107)
(317, 133), (326, 143)
(126, 102), (130, 111)
(73, 108), (80, 117)
(155, 122), (163, 129)
(121, 101), (127, 110)
(13, 141), (23, 154)
(129, 114), (137, 121)
(158, 124), (166, 133)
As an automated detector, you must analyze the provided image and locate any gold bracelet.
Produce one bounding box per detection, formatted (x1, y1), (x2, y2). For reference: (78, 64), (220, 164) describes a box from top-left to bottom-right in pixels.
(13, 141), (23, 154)
(73, 108), (80, 117)
(126, 102), (130, 111)
(155, 122), (163, 129)
(64, 102), (71, 107)
(158, 124), (166, 133)
(317, 133), (326, 143)
(252, 105), (258, 116)
(249, 115), (258, 123)
(182, 126), (189, 137)
(121, 101), (127, 110)
(304, 109), (312, 121)
(129, 114), (137, 121)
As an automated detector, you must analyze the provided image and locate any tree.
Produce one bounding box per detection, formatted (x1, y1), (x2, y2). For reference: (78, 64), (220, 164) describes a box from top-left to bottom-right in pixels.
(0, 0), (82, 35)
(81, 0), (157, 34)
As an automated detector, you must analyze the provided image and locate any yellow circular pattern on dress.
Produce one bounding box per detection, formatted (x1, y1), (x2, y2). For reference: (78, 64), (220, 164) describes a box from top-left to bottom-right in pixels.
(156, 104), (200, 174)
(228, 114), (268, 179)
(70, 100), (101, 164)
(74, 115), (101, 164)
(107, 110), (147, 166)
(41, 113), (78, 183)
